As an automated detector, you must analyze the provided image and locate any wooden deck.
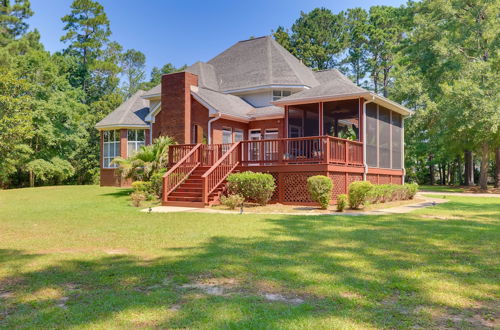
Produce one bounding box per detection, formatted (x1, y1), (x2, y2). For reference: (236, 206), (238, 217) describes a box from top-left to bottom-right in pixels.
(163, 136), (364, 207)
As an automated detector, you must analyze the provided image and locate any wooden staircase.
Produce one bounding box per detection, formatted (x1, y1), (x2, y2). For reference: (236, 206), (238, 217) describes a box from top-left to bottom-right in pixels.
(162, 142), (241, 208)
(163, 166), (225, 207)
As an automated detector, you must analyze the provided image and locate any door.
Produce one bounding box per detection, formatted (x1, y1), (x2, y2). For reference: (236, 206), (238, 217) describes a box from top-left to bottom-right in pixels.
(248, 129), (261, 164)
(263, 129), (279, 162)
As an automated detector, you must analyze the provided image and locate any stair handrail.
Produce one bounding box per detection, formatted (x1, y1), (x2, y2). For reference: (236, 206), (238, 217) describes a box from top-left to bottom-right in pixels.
(201, 141), (241, 204)
(163, 143), (202, 201)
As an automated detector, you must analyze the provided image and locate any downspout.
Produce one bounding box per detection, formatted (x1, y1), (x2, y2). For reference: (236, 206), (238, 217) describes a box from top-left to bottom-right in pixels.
(207, 113), (222, 144)
(402, 116), (406, 183)
(149, 121), (153, 145)
(363, 95), (375, 181)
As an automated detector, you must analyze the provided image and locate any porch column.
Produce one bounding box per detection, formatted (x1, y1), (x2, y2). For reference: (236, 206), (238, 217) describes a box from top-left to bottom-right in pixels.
(319, 102), (324, 136)
(358, 98), (364, 142)
(284, 105), (289, 138)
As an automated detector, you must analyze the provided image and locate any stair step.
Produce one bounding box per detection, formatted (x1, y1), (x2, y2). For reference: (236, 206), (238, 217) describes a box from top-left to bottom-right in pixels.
(168, 196), (203, 202)
(169, 192), (202, 198)
(162, 201), (205, 208)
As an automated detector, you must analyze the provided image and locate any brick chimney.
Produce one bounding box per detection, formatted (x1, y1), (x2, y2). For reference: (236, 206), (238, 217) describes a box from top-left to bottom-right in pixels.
(153, 72), (198, 144)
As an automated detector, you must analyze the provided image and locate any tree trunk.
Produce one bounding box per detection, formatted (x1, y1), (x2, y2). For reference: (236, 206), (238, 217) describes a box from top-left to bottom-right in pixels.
(29, 170), (34, 188)
(495, 147), (500, 188)
(429, 157), (435, 185)
(479, 143), (489, 190)
(464, 150), (474, 186)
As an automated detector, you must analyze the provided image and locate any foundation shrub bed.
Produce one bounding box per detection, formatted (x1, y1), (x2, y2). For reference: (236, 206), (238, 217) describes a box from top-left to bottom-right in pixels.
(336, 194), (348, 212)
(227, 172), (276, 206)
(220, 194), (245, 210)
(349, 181), (419, 209)
(307, 175), (333, 209)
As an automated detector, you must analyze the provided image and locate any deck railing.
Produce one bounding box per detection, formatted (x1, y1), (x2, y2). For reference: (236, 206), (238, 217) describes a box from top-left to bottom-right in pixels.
(163, 144), (201, 199)
(168, 136), (363, 168)
(201, 142), (241, 203)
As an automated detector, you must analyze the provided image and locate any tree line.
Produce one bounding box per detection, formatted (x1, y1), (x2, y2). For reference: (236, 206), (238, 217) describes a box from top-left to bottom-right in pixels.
(1, 0), (498, 190)
(0, 0), (185, 188)
(273, 1), (499, 189)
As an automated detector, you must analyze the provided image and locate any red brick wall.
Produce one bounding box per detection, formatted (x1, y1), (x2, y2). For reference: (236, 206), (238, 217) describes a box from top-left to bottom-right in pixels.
(154, 72), (198, 144)
(191, 97), (210, 143)
(100, 129), (132, 187)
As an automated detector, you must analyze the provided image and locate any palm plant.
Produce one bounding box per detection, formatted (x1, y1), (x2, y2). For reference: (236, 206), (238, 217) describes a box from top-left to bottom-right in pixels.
(112, 136), (175, 181)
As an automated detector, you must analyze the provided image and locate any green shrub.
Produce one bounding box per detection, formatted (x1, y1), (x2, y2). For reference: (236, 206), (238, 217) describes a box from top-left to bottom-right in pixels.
(150, 169), (167, 197)
(130, 192), (146, 207)
(220, 194), (245, 210)
(227, 171), (276, 205)
(132, 181), (151, 192)
(336, 194), (348, 212)
(348, 181), (373, 209)
(307, 175), (333, 209)
(404, 183), (419, 199)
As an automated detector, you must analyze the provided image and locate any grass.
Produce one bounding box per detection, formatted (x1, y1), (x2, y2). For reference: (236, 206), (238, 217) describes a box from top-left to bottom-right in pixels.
(419, 185), (467, 193)
(211, 198), (426, 214)
(0, 185), (499, 329)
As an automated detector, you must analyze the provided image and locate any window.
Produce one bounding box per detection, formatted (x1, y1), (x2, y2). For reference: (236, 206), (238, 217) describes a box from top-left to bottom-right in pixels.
(234, 129), (244, 142)
(103, 130), (120, 168)
(272, 90), (292, 101)
(127, 129), (145, 157)
(222, 127), (233, 144)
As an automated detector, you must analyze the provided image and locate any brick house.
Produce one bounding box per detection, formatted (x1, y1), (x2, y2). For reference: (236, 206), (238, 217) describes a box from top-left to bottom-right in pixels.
(96, 36), (411, 207)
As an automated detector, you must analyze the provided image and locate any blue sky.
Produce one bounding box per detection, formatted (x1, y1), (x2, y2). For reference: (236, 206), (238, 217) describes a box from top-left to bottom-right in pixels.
(28, 0), (406, 79)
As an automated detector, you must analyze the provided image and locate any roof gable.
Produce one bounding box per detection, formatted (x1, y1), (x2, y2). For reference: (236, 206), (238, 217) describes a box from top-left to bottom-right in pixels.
(207, 36), (319, 92)
(95, 90), (150, 128)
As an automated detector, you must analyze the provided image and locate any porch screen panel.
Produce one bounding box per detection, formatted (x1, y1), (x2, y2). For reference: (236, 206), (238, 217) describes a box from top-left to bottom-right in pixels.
(366, 103), (378, 167)
(378, 107), (391, 168)
(391, 113), (402, 169)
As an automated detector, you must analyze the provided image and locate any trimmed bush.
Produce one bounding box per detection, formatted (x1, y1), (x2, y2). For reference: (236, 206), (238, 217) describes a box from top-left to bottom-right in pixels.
(227, 171), (276, 205)
(220, 194), (245, 210)
(336, 194), (348, 212)
(132, 181), (151, 193)
(130, 192), (146, 207)
(405, 183), (419, 199)
(307, 175), (333, 209)
(348, 181), (373, 209)
(150, 169), (167, 197)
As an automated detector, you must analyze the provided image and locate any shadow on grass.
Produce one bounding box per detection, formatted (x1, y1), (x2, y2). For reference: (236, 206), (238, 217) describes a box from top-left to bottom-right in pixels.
(99, 188), (133, 198)
(1, 200), (498, 328)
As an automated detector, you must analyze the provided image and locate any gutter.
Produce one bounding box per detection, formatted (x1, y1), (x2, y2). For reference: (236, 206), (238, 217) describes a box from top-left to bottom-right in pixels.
(207, 113), (222, 144)
(363, 95), (375, 181)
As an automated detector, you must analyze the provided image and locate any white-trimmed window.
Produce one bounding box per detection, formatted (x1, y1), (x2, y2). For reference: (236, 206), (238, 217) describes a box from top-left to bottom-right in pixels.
(272, 90), (292, 101)
(222, 127), (233, 144)
(103, 130), (120, 168)
(234, 129), (244, 142)
(127, 129), (145, 157)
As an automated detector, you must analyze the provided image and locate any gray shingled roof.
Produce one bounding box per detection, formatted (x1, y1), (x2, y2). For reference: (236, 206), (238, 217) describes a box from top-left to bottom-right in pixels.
(191, 87), (284, 120)
(207, 36), (319, 92)
(142, 84), (161, 98)
(274, 73), (367, 104)
(95, 90), (150, 128)
(191, 87), (254, 119)
(185, 62), (219, 90)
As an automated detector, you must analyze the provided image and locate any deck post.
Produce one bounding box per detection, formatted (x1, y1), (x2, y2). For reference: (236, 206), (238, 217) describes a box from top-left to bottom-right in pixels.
(202, 177), (208, 205)
(325, 136), (330, 164)
(319, 102), (324, 136)
(345, 141), (349, 165)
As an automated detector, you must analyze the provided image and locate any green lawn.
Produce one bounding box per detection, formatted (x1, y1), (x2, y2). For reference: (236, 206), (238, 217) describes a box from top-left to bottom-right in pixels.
(419, 185), (467, 193)
(0, 186), (498, 329)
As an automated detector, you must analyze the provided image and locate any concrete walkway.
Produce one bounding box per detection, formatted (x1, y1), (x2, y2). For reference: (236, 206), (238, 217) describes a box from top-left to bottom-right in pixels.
(143, 194), (449, 216)
(420, 191), (500, 198)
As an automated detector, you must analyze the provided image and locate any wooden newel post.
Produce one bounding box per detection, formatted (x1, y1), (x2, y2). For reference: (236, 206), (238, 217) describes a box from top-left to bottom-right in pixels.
(345, 141), (349, 165)
(163, 176), (168, 203)
(202, 177), (208, 205)
(325, 137), (330, 164)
